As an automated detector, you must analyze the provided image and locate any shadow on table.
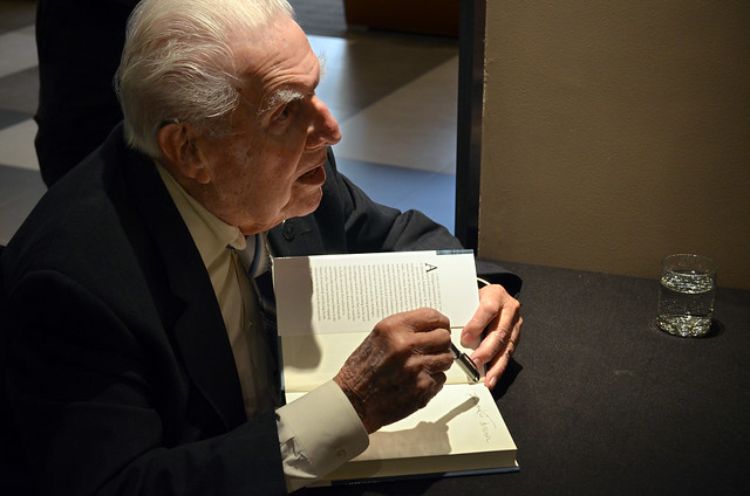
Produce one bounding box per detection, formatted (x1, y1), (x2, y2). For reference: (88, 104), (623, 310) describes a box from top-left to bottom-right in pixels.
(491, 358), (522, 401)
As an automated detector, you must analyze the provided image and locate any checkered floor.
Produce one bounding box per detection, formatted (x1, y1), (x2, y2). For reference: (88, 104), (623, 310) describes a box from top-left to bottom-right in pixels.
(0, 0), (459, 245)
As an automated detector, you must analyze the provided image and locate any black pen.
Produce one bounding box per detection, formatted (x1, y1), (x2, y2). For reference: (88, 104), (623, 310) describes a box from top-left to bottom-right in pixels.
(450, 342), (481, 383)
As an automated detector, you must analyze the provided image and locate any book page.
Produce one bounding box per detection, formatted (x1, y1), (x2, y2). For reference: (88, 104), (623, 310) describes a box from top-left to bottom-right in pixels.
(274, 250), (481, 391)
(286, 384), (517, 481)
(273, 250), (479, 337)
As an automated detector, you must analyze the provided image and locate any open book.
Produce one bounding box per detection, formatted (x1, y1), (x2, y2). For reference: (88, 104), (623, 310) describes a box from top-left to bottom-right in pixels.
(273, 250), (518, 482)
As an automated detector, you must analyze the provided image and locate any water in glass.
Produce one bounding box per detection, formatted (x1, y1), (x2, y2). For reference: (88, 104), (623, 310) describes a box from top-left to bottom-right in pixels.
(657, 269), (715, 337)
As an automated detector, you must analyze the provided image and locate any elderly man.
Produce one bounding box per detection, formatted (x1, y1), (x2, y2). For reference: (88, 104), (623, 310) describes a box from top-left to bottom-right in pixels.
(2, 0), (522, 494)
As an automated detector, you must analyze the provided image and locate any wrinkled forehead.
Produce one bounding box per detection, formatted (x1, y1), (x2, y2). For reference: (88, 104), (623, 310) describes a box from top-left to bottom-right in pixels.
(231, 15), (321, 105)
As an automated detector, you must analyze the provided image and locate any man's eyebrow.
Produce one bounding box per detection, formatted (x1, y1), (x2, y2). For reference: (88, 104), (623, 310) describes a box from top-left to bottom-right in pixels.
(257, 88), (306, 116)
(256, 55), (325, 117)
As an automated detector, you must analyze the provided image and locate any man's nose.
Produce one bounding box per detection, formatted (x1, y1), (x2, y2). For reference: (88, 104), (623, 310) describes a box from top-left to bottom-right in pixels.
(306, 96), (341, 149)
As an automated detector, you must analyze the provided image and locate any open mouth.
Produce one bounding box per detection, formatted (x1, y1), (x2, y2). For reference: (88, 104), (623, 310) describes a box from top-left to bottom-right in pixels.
(297, 164), (326, 185)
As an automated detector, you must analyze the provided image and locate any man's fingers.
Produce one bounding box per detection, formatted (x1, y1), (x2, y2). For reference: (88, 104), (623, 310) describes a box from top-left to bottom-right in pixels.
(461, 298), (498, 347)
(410, 327), (452, 355)
(414, 369), (448, 408)
(373, 308), (452, 355)
(461, 284), (517, 347)
(417, 350), (455, 374)
(382, 307), (450, 333)
(480, 316), (523, 388)
(471, 313), (522, 364)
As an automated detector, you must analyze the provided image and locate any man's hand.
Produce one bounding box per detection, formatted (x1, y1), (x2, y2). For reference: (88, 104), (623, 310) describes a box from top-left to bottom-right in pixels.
(334, 308), (454, 434)
(461, 284), (523, 389)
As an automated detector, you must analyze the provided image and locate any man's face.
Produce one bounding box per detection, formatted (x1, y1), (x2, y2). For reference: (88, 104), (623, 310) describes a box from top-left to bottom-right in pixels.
(197, 15), (341, 234)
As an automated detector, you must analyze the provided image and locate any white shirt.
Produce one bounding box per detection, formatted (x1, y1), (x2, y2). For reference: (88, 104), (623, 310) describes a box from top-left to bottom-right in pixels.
(156, 165), (368, 492)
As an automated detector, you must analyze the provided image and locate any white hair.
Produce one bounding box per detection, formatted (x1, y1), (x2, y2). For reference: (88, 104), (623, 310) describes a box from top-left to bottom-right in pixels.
(115, 0), (294, 158)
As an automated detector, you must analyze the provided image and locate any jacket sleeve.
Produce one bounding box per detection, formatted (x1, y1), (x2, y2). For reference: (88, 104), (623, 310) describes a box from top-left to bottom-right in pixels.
(4, 270), (286, 496)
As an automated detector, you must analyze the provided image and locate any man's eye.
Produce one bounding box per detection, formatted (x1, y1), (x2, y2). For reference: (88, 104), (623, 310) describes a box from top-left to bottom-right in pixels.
(273, 101), (298, 122)
(277, 105), (290, 120)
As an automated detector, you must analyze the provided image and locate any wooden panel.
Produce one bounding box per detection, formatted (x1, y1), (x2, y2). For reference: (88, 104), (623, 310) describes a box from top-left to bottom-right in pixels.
(478, 0), (750, 289)
(343, 0), (459, 37)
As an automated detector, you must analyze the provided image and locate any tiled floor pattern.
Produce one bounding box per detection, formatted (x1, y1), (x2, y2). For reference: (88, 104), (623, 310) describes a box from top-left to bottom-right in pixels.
(0, 0), (458, 245)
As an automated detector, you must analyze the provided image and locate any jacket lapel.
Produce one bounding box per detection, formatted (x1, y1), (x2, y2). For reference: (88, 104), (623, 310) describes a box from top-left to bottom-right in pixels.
(119, 140), (246, 431)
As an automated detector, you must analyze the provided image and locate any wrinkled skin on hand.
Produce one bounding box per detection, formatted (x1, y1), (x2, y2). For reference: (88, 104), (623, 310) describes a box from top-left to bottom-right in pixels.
(334, 308), (454, 434)
(461, 284), (523, 389)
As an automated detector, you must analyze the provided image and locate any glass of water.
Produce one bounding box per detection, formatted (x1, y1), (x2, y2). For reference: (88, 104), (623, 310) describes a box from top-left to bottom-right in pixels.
(657, 254), (716, 337)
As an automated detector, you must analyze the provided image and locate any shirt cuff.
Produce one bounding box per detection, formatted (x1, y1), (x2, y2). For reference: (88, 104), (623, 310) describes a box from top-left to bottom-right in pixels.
(277, 380), (369, 491)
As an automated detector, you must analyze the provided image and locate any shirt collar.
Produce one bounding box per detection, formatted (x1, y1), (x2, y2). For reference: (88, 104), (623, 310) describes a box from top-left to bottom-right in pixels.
(156, 164), (245, 269)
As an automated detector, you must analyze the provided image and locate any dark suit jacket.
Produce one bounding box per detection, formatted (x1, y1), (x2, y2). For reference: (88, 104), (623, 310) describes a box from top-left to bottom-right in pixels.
(2, 125), (520, 495)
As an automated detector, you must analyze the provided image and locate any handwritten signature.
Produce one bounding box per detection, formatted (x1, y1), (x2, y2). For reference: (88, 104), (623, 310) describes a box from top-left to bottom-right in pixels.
(465, 392), (497, 444)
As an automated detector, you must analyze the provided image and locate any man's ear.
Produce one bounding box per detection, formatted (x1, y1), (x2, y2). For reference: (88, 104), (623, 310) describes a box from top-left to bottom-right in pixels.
(157, 123), (212, 184)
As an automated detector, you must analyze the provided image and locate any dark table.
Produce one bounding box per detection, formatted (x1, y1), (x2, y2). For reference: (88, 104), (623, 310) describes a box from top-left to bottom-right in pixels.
(304, 262), (750, 495)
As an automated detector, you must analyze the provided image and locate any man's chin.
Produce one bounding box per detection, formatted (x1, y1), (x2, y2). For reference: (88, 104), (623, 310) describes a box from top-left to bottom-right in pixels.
(285, 186), (324, 220)
(239, 192), (322, 234)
